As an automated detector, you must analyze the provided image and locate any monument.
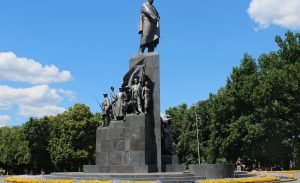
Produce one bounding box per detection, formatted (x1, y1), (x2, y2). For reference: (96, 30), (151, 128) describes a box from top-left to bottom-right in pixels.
(74, 0), (235, 181)
(49, 1), (235, 182)
(83, 0), (186, 174)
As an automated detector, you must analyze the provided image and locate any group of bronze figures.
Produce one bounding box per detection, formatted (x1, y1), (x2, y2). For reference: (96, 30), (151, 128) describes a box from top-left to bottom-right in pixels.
(100, 78), (152, 127)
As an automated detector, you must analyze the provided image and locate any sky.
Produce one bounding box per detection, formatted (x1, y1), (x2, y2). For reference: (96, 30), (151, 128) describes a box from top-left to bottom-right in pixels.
(0, 0), (300, 127)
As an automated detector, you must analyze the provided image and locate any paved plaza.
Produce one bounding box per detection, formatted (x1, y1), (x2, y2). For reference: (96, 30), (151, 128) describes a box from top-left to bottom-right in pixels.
(0, 177), (5, 183)
(293, 173), (300, 183)
(1, 173), (300, 183)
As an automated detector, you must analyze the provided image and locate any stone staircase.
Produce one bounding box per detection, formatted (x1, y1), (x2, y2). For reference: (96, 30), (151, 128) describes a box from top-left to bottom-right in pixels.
(234, 171), (255, 178)
(47, 172), (205, 183)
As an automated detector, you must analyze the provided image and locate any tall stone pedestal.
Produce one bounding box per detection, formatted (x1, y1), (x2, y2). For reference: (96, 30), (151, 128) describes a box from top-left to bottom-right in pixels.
(130, 52), (161, 170)
(84, 53), (161, 173)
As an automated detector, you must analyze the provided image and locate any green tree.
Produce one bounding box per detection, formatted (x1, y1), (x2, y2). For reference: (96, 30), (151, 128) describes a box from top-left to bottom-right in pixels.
(23, 117), (52, 173)
(48, 104), (100, 171)
(0, 126), (29, 174)
(167, 32), (300, 169)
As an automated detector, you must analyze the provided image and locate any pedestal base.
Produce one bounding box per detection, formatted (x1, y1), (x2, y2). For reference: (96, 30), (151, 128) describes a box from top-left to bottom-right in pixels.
(188, 164), (235, 179)
(84, 114), (158, 173)
(83, 165), (158, 173)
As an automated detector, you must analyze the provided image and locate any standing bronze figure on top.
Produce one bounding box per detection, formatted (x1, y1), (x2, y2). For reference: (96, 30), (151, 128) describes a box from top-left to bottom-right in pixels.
(138, 0), (160, 53)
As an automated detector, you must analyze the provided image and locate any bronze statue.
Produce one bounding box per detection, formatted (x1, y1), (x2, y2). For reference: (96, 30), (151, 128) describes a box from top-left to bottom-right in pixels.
(142, 81), (151, 114)
(161, 116), (176, 155)
(131, 78), (143, 113)
(138, 0), (160, 53)
(123, 86), (131, 114)
(110, 86), (116, 120)
(101, 93), (111, 127)
(114, 87), (126, 120)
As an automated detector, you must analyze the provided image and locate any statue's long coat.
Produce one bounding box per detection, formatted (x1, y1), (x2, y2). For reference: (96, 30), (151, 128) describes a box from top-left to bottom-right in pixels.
(139, 2), (160, 46)
(114, 92), (125, 118)
(101, 97), (110, 115)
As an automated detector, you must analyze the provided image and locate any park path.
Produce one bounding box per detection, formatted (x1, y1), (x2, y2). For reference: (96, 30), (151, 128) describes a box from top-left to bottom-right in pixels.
(0, 177), (5, 183)
(292, 173), (300, 183)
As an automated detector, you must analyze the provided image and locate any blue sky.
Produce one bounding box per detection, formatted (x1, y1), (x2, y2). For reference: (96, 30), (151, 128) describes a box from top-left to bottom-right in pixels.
(0, 0), (299, 126)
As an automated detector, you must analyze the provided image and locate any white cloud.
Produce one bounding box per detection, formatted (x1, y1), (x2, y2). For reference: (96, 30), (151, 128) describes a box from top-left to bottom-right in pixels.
(58, 89), (76, 102)
(0, 115), (10, 127)
(161, 113), (170, 122)
(19, 105), (65, 117)
(0, 52), (72, 84)
(0, 85), (62, 106)
(248, 0), (300, 30)
(0, 85), (69, 118)
(0, 102), (11, 110)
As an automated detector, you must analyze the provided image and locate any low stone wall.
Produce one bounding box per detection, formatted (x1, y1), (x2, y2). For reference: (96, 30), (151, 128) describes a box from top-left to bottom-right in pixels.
(189, 164), (235, 179)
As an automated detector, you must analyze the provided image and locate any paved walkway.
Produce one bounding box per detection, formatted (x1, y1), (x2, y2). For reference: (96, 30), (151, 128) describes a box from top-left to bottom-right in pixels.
(292, 173), (300, 183)
(1, 173), (299, 183)
(0, 176), (5, 183)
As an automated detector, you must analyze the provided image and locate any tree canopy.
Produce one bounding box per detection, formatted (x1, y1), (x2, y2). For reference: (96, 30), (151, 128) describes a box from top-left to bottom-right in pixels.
(0, 104), (100, 174)
(166, 32), (300, 169)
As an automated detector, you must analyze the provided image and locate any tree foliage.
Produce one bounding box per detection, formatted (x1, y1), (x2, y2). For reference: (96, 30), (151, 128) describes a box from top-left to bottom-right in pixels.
(0, 127), (29, 174)
(0, 104), (100, 174)
(48, 104), (99, 171)
(166, 32), (300, 169)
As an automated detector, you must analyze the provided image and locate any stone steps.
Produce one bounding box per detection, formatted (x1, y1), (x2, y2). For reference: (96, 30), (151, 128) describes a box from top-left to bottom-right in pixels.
(47, 172), (205, 183)
(234, 171), (255, 178)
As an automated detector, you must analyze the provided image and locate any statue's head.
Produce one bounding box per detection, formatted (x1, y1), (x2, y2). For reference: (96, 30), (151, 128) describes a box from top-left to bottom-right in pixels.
(148, 0), (154, 4)
(145, 81), (149, 86)
(134, 78), (138, 83)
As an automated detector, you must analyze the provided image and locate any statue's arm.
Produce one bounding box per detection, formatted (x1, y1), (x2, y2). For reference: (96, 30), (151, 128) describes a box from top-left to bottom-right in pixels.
(142, 88), (145, 99)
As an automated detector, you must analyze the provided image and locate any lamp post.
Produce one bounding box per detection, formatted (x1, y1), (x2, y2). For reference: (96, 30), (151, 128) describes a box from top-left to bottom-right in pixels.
(195, 113), (201, 164)
(292, 135), (300, 169)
